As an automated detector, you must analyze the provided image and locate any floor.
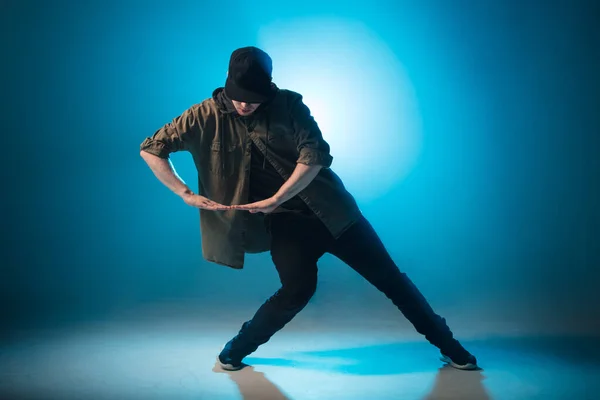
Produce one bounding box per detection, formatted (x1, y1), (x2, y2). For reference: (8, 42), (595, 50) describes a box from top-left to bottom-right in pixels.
(1, 308), (599, 400)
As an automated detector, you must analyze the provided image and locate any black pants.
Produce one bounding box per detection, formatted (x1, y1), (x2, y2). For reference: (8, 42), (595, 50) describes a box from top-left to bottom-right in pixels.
(222, 212), (469, 363)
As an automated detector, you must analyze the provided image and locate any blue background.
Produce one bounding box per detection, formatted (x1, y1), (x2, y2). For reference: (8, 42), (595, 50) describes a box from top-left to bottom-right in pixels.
(2, 0), (599, 336)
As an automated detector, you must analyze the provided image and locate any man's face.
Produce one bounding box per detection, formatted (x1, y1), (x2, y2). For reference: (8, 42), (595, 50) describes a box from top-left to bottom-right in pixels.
(231, 100), (261, 116)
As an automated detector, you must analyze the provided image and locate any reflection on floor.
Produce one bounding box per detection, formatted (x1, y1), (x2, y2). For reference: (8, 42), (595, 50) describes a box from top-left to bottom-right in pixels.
(1, 313), (598, 400)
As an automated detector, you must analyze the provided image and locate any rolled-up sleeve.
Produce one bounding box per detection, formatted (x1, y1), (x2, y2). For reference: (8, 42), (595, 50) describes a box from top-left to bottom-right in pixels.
(290, 96), (333, 168)
(140, 106), (201, 159)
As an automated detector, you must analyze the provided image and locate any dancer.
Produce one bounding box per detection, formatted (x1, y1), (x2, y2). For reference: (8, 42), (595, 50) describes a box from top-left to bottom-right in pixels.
(140, 46), (478, 371)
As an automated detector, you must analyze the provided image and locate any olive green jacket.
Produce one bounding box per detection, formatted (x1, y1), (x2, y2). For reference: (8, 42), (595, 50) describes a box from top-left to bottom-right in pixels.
(140, 86), (362, 269)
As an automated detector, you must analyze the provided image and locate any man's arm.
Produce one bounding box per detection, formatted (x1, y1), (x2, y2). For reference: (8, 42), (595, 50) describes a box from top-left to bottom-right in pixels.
(140, 151), (229, 211)
(290, 94), (334, 168)
(272, 94), (329, 201)
(140, 105), (229, 211)
(140, 151), (192, 197)
(272, 163), (322, 204)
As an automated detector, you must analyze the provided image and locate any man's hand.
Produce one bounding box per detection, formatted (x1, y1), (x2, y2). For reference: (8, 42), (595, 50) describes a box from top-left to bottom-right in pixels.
(232, 197), (281, 214)
(182, 192), (230, 211)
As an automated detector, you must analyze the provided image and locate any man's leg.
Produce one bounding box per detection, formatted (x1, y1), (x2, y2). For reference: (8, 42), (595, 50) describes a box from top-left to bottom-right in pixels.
(327, 215), (477, 368)
(219, 212), (330, 368)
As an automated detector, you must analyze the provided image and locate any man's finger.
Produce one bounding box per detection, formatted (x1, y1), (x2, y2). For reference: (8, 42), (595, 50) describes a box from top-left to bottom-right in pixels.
(204, 201), (229, 209)
(234, 204), (258, 210)
(205, 205), (228, 211)
(200, 201), (225, 210)
(232, 206), (256, 212)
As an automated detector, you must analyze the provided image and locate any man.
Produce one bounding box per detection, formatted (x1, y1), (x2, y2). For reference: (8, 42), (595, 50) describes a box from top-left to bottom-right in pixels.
(139, 46), (478, 371)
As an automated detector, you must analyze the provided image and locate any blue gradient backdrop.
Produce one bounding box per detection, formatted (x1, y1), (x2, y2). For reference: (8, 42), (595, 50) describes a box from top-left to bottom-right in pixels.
(2, 0), (599, 335)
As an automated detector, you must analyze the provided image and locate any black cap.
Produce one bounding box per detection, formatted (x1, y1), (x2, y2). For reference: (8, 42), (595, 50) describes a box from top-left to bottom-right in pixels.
(225, 47), (274, 103)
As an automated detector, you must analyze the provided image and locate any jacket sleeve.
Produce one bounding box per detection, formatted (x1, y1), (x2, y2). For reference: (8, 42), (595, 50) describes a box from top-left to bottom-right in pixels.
(140, 106), (202, 159)
(290, 95), (334, 168)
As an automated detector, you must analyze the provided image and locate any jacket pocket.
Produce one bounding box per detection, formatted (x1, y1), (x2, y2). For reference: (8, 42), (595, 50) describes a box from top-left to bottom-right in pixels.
(208, 142), (239, 178)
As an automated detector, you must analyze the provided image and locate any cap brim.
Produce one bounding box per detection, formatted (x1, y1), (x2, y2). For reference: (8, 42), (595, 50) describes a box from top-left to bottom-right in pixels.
(225, 77), (273, 103)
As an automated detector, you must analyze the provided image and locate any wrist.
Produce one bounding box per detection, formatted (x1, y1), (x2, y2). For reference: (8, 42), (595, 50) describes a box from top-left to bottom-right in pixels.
(178, 187), (194, 198)
(272, 193), (285, 204)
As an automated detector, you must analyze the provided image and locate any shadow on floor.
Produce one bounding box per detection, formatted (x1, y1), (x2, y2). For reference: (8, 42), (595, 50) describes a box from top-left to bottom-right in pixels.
(424, 366), (490, 400)
(213, 364), (292, 400)
(213, 361), (490, 400)
(245, 335), (600, 375)
(216, 335), (600, 399)
(245, 341), (452, 375)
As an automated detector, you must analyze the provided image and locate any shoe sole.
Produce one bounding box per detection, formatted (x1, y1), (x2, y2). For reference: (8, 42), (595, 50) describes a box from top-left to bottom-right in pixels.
(440, 355), (478, 370)
(217, 356), (244, 371)
(217, 344), (245, 371)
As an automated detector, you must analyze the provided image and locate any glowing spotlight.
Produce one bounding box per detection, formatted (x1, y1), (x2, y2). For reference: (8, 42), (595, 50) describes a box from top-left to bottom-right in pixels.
(258, 18), (422, 203)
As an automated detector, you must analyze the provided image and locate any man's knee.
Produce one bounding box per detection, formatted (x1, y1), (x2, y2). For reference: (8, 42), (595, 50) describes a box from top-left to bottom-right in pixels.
(281, 279), (317, 309)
